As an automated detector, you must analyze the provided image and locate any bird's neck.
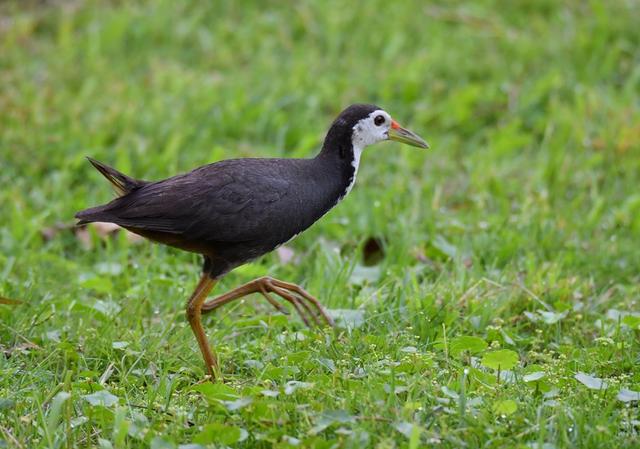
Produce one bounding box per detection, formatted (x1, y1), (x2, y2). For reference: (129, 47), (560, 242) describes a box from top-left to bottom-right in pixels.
(315, 137), (363, 201)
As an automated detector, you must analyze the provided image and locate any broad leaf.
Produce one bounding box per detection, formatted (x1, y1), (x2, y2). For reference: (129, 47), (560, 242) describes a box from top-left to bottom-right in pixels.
(284, 381), (314, 395)
(523, 371), (545, 382)
(449, 336), (488, 356)
(493, 399), (518, 415)
(617, 388), (640, 402)
(481, 350), (519, 371)
(192, 383), (238, 402)
(222, 397), (253, 411)
(328, 309), (365, 329)
(194, 423), (247, 445)
(83, 390), (119, 407)
(538, 310), (567, 324)
(622, 315), (640, 329)
(150, 437), (177, 449)
(574, 372), (608, 390)
(309, 410), (355, 435)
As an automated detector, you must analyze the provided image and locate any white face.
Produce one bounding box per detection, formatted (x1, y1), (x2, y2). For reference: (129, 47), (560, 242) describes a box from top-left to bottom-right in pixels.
(351, 109), (392, 150)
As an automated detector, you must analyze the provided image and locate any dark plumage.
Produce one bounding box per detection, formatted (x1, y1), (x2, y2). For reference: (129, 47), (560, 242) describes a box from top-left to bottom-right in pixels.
(77, 104), (379, 277)
(76, 103), (428, 381)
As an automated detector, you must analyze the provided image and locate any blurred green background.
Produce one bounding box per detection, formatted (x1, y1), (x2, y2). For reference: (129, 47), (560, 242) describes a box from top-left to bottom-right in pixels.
(1, 1), (639, 448)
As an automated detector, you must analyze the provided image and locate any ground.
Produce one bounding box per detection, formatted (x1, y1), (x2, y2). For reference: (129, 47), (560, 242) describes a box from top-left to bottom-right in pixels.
(1, 1), (639, 448)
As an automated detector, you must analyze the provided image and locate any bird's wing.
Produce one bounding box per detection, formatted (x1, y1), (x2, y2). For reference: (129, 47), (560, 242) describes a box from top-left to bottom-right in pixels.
(100, 159), (293, 243)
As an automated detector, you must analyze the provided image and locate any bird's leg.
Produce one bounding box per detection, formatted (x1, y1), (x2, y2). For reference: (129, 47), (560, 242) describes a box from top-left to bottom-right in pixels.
(186, 274), (219, 380)
(200, 276), (334, 327)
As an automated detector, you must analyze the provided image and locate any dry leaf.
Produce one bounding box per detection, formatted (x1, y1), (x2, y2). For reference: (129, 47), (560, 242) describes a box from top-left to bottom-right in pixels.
(41, 221), (144, 249)
(0, 296), (22, 306)
(2, 342), (40, 357)
(40, 223), (70, 241)
(90, 222), (143, 245)
(74, 226), (92, 249)
(90, 221), (121, 236)
(125, 230), (144, 244)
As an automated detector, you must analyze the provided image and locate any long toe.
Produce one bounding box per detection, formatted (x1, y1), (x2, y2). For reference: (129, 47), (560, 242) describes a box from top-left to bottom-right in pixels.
(268, 284), (313, 327)
(272, 280), (335, 327)
(258, 289), (291, 315)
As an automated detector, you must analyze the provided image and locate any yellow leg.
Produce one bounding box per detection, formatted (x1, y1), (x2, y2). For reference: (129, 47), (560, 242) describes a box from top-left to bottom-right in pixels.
(186, 274), (218, 380)
(187, 274), (334, 381)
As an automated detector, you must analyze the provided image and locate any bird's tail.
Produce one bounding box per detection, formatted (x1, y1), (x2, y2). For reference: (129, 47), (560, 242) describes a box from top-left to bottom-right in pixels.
(86, 157), (142, 197)
(75, 157), (144, 225)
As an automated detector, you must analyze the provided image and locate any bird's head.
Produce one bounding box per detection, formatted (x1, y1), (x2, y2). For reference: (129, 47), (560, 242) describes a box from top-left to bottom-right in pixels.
(322, 104), (428, 158)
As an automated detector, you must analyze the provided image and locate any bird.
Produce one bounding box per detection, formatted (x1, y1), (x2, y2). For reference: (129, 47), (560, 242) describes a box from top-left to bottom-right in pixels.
(76, 103), (428, 380)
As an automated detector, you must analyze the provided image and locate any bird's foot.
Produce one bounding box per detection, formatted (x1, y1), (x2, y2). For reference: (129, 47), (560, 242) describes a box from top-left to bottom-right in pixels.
(201, 276), (335, 328)
(258, 277), (331, 328)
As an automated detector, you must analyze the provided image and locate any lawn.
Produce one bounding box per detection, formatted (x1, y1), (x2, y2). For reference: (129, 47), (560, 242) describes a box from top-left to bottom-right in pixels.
(1, 0), (639, 448)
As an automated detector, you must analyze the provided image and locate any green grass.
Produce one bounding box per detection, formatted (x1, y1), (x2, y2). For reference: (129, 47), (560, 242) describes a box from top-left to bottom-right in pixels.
(1, 0), (640, 447)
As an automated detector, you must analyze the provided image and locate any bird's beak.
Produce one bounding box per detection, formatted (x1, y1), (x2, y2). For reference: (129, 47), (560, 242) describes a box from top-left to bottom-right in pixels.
(388, 120), (429, 149)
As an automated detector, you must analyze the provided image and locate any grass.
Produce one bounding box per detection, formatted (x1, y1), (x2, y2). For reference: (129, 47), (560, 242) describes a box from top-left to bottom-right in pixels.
(1, 0), (639, 447)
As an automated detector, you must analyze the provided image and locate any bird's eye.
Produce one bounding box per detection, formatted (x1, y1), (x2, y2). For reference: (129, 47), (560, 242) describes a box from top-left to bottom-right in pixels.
(374, 115), (385, 126)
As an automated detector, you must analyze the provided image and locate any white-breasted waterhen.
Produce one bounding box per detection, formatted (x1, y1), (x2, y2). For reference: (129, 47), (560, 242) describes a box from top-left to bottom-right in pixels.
(76, 104), (428, 380)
